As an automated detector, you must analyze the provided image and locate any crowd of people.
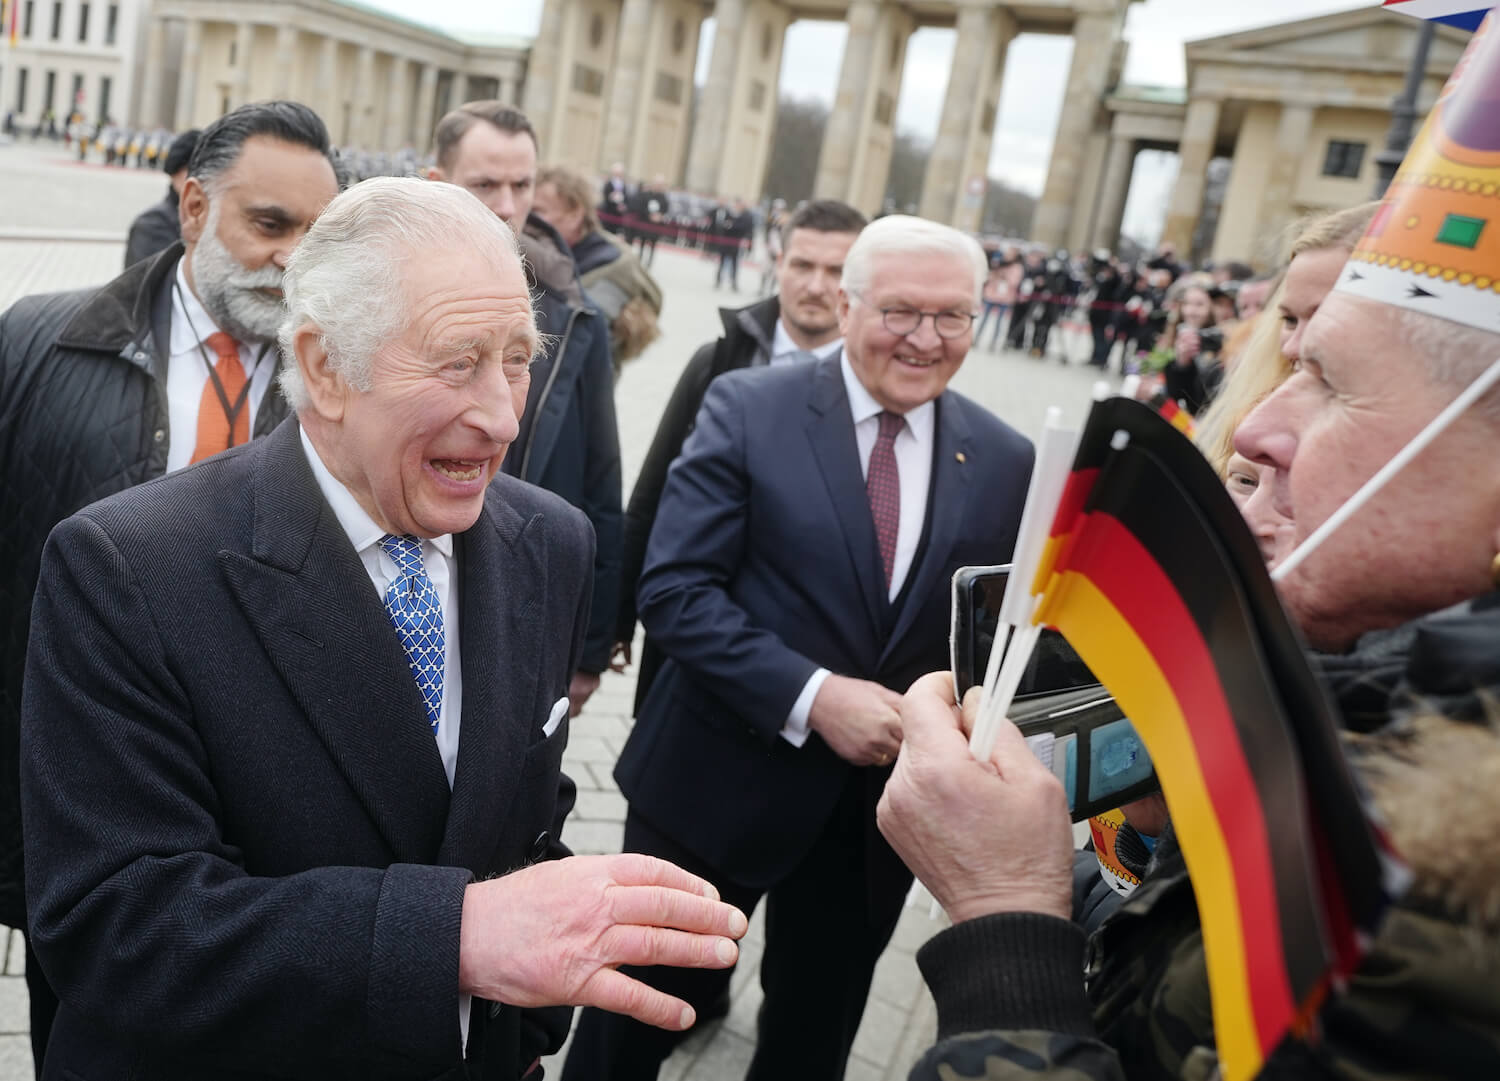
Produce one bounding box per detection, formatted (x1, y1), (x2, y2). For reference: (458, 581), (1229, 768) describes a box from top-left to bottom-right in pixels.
(0, 36), (1496, 1081)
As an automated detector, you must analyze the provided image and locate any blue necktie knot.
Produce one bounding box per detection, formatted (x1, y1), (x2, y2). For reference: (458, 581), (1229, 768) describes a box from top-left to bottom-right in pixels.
(379, 534), (445, 731)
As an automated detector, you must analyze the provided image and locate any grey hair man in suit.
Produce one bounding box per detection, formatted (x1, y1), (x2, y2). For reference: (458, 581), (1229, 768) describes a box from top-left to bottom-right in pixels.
(21, 177), (746, 1081)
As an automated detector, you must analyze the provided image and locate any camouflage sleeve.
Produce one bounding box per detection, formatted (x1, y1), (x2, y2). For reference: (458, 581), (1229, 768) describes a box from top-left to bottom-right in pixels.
(912, 913), (1126, 1081)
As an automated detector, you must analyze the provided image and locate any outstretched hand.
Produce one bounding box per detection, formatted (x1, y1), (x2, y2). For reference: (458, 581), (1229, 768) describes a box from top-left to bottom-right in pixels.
(877, 673), (1074, 923)
(458, 854), (748, 1030)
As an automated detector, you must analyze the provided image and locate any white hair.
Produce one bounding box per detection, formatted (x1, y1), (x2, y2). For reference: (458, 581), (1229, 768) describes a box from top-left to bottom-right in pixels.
(1387, 306), (1500, 426)
(277, 176), (527, 411)
(840, 214), (988, 304)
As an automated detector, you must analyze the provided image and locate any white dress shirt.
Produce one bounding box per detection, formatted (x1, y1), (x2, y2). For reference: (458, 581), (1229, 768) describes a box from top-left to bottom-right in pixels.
(297, 428), (472, 1046)
(781, 354), (936, 747)
(166, 259), (278, 472)
(769, 319), (842, 366)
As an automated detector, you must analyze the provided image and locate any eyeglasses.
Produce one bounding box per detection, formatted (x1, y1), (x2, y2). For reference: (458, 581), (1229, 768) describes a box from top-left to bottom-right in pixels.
(851, 291), (977, 340)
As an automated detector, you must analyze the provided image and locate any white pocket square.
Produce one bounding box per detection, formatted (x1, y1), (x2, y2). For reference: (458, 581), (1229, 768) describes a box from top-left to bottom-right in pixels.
(543, 696), (569, 738)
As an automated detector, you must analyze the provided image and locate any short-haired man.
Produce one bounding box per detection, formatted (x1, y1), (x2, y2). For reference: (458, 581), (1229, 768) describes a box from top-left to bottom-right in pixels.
(430, 101), (621, 718)
(615, 198), (868, 707)
(124, 127), (201, 268)
(21, 177), (747, 1081)
(564, 216), (1036, 1080)
(0, 100), (341, 1072)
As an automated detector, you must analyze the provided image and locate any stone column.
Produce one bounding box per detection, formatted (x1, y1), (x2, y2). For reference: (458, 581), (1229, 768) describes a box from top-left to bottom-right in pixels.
(352, 45), (375, 146)
(685, 0), (746, 194)
(953, 8), (1018, 233)
(814, 0), (881, 204)
(919, 2), (1013, 226)
(174, 18), (203, 129)
(1254, 103), (1316, 250)
(1032, 9), (1123, 248)
(231, 21), (255, 109)
(1160, 95), (1222, 256)
(599, 0), (655, 171)
(271, 24), (298, 100)
(136, 16), (167, 127)
(524, 0), (569, 151)
(414, 62), (439, 149)
(315, 37), (339, 126)
(624, 0), (668, 178)
(382, 57), (409, 149)
(1090, 134), (1137, 251)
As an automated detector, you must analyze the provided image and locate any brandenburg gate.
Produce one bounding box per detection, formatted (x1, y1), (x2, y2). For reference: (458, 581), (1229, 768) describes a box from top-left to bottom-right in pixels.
(523, 0), (1139, 247)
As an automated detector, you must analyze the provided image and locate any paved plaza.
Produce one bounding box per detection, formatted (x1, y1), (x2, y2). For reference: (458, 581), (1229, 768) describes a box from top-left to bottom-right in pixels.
(0, 140), (1115, 1079)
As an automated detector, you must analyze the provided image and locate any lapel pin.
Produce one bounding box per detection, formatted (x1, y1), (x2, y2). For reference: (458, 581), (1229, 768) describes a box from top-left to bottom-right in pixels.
(955, 452), (967, 464)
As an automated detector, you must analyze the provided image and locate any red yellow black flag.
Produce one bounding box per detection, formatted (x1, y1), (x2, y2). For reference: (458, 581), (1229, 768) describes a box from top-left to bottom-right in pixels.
(1031, 397), (1389, 1081)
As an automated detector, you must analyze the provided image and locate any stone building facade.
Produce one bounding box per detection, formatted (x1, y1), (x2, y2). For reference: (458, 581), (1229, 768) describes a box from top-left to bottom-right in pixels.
(0, 0), (146, 127)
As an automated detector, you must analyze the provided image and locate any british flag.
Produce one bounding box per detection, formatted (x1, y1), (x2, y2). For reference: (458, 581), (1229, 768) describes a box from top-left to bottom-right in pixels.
(1382, 0), (1493, 31)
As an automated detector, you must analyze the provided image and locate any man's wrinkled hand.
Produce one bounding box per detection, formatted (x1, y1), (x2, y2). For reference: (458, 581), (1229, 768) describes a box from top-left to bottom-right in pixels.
(807, 674), (903, 767)
(877, 673), (1073, 923)
(458, 854), (749, 1030)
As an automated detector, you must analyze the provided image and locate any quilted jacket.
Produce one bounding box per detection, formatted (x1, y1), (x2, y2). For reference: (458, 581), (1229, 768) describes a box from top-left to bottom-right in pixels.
(0, 244), (288, 928)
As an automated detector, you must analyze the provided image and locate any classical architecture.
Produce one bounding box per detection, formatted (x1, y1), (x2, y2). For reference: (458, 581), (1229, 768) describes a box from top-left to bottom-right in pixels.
(0, 0), (146, 125)
(524, 0), (1139, 244)
(1085, 7), (1471, 265)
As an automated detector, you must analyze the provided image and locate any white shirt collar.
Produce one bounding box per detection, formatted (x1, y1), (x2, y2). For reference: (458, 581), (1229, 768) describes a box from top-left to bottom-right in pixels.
(839, 353), (936, 443)
(772, 319), (843, 363)
(298, 425), (454, 559)
(170, 257), (227, 355)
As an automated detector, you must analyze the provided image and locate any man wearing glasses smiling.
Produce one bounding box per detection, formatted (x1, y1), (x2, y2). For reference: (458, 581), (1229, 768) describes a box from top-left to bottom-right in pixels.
(564, 215), (1035, 1081)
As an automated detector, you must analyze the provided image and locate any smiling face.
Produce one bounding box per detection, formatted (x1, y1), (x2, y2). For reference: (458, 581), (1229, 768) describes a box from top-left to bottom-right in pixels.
(777, 227), (858, 347)
(1179, 286), (1214, 329)
(309, 248), (536, 539)
(838, 249), (975, 414)
(179, 135), (339, 343)
(1234, 294), (1500, 650)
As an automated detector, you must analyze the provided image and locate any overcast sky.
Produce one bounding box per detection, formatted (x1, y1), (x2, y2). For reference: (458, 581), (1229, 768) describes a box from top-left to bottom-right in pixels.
(365, 0), (1375, 241)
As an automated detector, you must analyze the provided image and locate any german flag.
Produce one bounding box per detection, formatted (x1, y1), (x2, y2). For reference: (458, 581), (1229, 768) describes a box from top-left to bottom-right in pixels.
(1031, 397), (1388, 1081)
(1158, 396), (1196, 438)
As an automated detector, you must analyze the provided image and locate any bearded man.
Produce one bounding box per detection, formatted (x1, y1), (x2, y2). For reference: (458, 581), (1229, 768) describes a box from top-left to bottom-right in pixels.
(0, 100), (340, 1073)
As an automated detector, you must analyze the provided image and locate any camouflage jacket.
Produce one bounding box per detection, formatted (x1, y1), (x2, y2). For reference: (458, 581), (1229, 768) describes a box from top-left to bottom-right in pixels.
(912, 591), (1500, 1081)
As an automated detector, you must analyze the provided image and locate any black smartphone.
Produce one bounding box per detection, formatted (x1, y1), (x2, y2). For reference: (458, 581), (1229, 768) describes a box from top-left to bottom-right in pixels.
(950, 566), (1160, 821)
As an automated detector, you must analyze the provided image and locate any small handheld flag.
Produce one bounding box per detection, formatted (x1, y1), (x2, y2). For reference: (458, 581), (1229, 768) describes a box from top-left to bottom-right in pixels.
(1381, 0), (1493, 31)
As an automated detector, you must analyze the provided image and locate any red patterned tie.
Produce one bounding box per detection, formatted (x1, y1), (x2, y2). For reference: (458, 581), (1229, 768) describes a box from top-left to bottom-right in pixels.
(867, 411), (904, 590)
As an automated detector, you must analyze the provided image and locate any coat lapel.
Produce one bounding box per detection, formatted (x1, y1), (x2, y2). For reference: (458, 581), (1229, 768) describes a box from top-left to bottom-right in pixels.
(882, 394), (974, 662)
(218, 422), (452, 863)
(804, 356), (885, 641)
(437, 493), (541, 872)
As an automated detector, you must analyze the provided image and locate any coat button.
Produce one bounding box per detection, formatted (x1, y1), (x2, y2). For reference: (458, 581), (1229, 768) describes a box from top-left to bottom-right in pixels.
(529, 831), (549, 862)
(153, 429), (165, 443)
(489, 1000), (502, 1019)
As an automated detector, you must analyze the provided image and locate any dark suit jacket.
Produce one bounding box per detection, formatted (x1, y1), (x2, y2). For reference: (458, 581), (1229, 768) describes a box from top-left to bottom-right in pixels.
(21, 420), (592, 1080)
(615, 357), (1034, 891)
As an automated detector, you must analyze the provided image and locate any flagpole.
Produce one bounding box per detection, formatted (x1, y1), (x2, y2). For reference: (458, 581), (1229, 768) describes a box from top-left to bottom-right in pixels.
(1272, 355), (1500, 582)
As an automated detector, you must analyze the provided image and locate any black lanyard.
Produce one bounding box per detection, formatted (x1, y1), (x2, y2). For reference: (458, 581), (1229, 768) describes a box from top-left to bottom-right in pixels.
(174, 279), (270, 448)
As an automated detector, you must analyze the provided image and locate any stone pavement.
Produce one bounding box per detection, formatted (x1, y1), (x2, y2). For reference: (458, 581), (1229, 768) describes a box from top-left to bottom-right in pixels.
(0, 138), (1117, 1080)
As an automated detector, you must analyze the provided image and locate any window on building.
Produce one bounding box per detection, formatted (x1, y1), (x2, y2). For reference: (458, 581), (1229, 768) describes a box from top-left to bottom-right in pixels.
(42, 68), (55, 112)
(16, 68), (28, 114)
(77, 2), (89, 42)
(228, 40), (236, 65)
(70, 72), (83, 113)
(1322, 140), (1367, 179)
(48, 0), (60, 40)
(22, 0), (34, 38)
(104, 3), (116, 45)
(98, 74), (110, 122)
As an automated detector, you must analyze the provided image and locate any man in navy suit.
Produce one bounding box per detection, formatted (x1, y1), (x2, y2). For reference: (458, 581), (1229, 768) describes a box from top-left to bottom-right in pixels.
(562, 216), (1036, 1080)
(20, 178), (746, 1081)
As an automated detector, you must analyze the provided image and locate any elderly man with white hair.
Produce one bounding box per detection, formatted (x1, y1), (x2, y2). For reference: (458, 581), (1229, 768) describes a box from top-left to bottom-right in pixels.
(20, 177), (748, 1081)
(562, 215), (1036, 1081)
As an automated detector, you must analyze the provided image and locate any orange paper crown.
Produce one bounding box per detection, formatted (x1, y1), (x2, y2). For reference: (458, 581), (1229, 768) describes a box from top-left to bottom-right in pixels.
(1340, 10), (1500, 330)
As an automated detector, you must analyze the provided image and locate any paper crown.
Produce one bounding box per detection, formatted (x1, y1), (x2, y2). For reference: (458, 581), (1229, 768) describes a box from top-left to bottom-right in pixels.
(1338, 9), (1500, 332)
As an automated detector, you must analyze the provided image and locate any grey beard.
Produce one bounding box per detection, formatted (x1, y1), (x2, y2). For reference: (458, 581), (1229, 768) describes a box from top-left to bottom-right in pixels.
(189, 218), (285, 344)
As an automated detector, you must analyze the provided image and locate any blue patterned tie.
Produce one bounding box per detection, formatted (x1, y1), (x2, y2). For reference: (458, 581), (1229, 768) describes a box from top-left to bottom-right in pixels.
(379, 534), (444, 731)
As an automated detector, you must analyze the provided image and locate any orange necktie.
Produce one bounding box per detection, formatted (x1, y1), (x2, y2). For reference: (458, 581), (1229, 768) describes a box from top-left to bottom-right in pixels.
(190, 331), (249, 464)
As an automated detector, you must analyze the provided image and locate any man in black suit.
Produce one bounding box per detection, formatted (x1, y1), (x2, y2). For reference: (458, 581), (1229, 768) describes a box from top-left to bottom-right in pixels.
(562, 216), (1035, 1081)
(20, 177), (747, 1081)
(0, 101), (341, 1074)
